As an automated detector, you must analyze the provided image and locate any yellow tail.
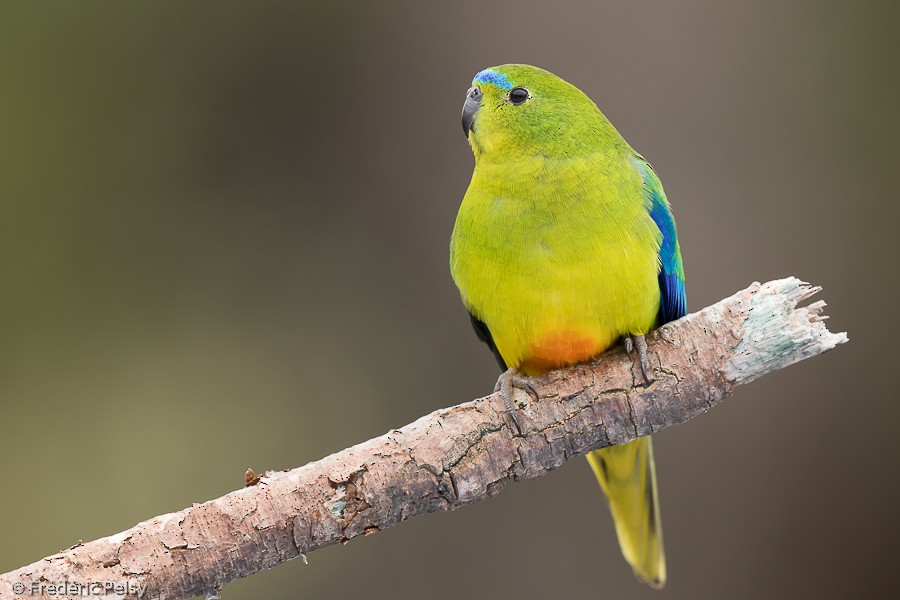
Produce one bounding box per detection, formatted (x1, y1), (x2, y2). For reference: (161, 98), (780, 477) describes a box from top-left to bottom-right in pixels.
(586, 437), (666, 588)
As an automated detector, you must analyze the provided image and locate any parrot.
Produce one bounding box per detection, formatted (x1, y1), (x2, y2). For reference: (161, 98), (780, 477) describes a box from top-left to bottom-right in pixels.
(449, 64), (687, 588)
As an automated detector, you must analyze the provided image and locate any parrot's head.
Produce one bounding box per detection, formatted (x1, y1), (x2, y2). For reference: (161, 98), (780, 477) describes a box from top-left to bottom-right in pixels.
(461, 64), (619, 162)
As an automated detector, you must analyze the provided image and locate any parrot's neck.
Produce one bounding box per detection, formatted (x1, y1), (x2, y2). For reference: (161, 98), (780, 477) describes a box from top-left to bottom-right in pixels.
(469, 151), (631, 214)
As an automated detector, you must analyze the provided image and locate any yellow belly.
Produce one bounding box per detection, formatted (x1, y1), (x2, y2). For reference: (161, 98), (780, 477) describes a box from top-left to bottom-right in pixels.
(475, 255), (660, 374)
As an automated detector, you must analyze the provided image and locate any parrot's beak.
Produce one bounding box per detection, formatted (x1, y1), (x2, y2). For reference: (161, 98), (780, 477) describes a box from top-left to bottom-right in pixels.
(461, 86), (481, 137)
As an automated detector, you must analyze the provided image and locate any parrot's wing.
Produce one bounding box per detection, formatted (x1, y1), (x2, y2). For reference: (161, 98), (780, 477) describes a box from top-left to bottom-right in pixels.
(468, 312), (508, 371)
(632, 157), (687, 325)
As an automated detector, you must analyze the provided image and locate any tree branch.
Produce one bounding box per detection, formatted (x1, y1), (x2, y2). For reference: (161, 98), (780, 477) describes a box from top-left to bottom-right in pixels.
(0, 278), (847, 599)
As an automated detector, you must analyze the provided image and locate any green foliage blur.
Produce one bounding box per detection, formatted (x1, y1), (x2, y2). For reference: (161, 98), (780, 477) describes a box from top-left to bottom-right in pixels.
(1, 1), (896, 598)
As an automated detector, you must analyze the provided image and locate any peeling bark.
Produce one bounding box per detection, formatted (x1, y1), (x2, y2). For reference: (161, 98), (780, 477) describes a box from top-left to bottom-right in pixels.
(0, 278), (847, 599)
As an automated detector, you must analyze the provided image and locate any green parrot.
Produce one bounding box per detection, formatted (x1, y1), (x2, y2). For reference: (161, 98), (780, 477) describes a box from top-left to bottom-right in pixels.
(450, 64), (687, 587)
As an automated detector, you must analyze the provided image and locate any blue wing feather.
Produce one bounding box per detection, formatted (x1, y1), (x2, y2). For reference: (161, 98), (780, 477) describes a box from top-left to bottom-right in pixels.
(632, 157), (687, 325)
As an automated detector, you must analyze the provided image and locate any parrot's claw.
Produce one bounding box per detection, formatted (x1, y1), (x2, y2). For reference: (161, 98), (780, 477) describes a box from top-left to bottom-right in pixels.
(494, 369), (536, 436)
(625, 334), (655, 386)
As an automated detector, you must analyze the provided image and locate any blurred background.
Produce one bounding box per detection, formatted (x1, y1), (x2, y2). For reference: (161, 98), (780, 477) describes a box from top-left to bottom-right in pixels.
(1, 1), (897, 598)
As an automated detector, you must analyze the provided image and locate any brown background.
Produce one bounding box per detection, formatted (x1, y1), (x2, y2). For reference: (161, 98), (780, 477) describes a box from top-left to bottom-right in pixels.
(1, 1), (897, 598)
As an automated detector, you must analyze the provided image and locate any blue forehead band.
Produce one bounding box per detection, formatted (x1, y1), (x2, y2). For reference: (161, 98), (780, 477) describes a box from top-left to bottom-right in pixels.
(473, 69), (512, 90)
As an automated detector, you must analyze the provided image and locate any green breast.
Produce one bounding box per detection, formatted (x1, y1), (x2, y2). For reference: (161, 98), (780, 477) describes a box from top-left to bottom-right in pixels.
(450, 154), (662, 370)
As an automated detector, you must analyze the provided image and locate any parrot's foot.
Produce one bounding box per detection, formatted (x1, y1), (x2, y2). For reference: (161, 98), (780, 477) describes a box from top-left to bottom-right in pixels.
(625, 334), (655, 386)
(494, 369), (537, 436)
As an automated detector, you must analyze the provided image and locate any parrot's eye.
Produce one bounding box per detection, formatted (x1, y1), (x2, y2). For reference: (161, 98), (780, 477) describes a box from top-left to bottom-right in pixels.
(508, 87), (530, 105)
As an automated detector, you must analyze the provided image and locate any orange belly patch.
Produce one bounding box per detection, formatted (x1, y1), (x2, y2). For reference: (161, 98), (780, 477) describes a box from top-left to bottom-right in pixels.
(521, 330), (605, 374)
